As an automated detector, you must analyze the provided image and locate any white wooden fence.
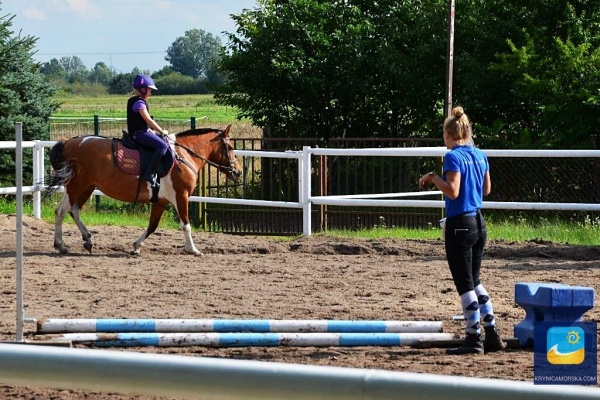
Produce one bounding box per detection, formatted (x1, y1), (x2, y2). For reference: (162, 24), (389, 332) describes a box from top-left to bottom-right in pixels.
(3, 140), (600, 236)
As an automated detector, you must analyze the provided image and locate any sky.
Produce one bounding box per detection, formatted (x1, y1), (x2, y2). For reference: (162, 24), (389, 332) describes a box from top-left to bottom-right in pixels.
(1, 0), (257, 73)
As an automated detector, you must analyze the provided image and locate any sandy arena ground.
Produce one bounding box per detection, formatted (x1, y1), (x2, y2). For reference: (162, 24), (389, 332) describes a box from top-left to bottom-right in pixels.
(1, 214), (599, 399)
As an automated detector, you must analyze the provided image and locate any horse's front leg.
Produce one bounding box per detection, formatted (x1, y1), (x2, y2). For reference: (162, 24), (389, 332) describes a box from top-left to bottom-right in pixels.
(53, 194), (71, 254)
(176, 194), (202, 256)
(133, 203), (166, 255)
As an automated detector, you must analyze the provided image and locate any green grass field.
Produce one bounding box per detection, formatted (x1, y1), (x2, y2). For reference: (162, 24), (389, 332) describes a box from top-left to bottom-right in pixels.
(54, 94), (237, 121)
(51, 94), (262, 138)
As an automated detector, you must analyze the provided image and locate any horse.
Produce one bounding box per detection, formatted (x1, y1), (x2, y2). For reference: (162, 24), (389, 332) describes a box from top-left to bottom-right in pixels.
(44, 125), (242, 256)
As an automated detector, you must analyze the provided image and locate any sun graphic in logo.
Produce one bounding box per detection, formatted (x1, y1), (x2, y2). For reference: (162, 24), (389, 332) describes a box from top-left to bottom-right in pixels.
(567, 330), (581, 345)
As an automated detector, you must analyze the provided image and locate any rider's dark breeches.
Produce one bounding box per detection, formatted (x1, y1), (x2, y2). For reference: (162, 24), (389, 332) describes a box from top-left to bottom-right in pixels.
(444, 212), (487, 296)
(132, 129), (168, 155)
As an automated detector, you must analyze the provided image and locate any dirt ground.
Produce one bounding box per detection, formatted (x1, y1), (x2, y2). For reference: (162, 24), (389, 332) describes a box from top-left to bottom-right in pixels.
(0, 213), (599, 399)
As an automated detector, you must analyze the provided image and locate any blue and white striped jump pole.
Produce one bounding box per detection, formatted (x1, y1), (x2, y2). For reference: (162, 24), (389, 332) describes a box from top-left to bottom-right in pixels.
(48, 332), (456, 348)
(37, 319), (443, 334)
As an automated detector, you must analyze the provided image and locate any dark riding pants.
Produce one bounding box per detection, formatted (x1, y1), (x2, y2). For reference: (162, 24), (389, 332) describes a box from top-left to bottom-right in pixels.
(444, 212), (487, 295)
(132, 129), (168, 155)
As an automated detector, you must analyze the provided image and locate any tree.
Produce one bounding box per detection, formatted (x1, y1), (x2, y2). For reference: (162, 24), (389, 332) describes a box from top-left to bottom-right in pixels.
(0, 6), (58, 186)
(108, 72), (136, 95)
(40, 58), (67, 84)
(166, 29), (223, 79)
(152, 65), (176, 78)
(89, 62), (115, 86)
(215, 0), (448, 140)
(155, 71), (209, 95)
(215, 0), (600, 148)
(444, 0), (600, 149)
(58, 55), (88, 84)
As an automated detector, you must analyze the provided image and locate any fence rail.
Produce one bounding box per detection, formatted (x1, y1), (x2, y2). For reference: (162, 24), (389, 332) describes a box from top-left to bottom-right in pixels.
(4, 140), (600, 236)
(5, 343), (600, 400)
(45, 117), (600, 234)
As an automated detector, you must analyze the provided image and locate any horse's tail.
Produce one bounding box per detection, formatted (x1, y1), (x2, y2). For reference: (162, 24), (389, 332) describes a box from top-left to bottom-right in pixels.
(43, 138), (74, 198)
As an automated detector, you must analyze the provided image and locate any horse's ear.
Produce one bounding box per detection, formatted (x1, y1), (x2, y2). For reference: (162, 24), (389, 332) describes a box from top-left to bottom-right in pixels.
(223, 124), (232, 137)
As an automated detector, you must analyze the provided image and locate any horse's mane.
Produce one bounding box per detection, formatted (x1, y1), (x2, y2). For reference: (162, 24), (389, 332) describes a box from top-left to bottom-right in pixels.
(176, 128), (221, 138)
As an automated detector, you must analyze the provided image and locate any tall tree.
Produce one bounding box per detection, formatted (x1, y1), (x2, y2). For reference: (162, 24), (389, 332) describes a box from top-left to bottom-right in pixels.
(445, 0), (600, 148)
(88, 62), (115, 86)
(215, 0), (448, 140)
(165, 29), (223, 80)
(216, 0), (600, 148)
(58, 55), (88, 83)
(0, 4), (58, 186)
(40, 58), (67, 84)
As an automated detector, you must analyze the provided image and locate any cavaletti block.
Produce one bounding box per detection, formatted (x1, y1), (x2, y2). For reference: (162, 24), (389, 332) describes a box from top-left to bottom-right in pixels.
(514, 282), (595, 347)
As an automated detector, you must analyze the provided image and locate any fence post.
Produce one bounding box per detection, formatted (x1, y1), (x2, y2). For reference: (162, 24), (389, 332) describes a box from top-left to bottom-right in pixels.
(94, 115), (100, 211)
(32, 141), (43, 219)
(189, 117), (199, 227)
(302, 146), (312, 235)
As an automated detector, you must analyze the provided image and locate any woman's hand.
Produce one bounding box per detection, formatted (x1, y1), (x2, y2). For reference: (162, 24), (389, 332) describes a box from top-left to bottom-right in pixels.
(419, 172), (436, 190)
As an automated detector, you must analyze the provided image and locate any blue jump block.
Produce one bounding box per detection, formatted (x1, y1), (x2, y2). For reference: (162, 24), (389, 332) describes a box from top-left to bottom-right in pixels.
(514, 282), (594, 347)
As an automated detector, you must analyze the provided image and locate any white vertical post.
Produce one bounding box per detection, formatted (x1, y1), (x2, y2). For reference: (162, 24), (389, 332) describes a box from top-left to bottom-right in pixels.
(15, 123), (24, 342)
(297, 151), (304, 206)
(302, 147), (312, 236)
(32, 141), (43, 219)
(445, 0), (455, 118)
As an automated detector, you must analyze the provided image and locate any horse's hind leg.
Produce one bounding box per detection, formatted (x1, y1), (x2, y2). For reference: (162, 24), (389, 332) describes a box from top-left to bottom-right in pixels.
(133, 203), (166, 255)
(53, 194), (71, 254)
(71, 186), (96, 252)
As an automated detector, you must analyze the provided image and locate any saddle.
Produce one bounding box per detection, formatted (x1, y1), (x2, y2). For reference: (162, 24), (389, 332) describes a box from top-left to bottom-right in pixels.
(112, 131), (176, 178)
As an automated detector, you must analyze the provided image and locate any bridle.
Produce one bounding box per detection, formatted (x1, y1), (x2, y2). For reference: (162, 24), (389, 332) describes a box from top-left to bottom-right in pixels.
(172, 130), (238, 176)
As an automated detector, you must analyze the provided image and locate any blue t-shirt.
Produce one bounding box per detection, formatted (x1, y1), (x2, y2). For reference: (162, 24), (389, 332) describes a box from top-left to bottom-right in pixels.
(443, 145), (489, 217)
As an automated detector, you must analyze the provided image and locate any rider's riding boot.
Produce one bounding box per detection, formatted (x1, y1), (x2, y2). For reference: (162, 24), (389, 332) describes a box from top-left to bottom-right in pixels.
(446, 332), (484, 355)
(141, 151), (163, 187)
(484, 325), (506, 353)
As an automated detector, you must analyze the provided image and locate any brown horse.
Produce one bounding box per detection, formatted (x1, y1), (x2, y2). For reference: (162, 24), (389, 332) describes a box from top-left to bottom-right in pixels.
(44, 125), (242, 256)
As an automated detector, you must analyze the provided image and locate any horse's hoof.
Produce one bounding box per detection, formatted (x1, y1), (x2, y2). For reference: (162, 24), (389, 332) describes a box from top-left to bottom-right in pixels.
(185, 248), (203, 256)
(84, 242), (93, 253)
(54, 244), (68, 254)
(130, 249), (141, 256)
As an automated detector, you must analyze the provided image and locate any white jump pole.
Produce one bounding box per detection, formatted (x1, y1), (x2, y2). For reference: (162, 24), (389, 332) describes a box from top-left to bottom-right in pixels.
(47, 332), (456, 348)
(37, 319), (443, 334)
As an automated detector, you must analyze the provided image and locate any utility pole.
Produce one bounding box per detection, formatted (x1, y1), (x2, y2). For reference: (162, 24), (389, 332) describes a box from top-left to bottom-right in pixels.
(445, 0), (455, 118)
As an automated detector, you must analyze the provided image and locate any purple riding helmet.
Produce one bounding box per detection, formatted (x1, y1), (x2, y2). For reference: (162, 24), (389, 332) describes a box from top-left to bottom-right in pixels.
(132, 74), (158, 90)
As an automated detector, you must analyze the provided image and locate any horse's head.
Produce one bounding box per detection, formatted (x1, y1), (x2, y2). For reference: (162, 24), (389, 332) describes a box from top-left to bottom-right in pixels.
(211, 125), (243, 180)
(175, 125), (243, 180)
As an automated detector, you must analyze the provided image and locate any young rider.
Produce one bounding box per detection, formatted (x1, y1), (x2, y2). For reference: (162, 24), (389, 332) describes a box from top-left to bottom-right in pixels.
(127, 74), (168, 186)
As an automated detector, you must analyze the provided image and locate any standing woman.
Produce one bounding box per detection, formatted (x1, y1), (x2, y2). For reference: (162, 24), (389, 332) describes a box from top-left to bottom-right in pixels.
(127, 74), (169, 187)
(419, 106), (505, 355)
